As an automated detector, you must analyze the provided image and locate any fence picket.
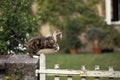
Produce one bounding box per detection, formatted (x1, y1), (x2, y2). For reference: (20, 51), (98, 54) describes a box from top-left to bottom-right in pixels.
(81, 66), (86, 80)
(81, 77), (86, 80)
(108, 66), (114, 80)
(54, 64), (60, 80)
(39, 53), (46, 80)
(54, 76), (60, 80)
(94, 65), (100, 80)
(67, 76), (72, 80)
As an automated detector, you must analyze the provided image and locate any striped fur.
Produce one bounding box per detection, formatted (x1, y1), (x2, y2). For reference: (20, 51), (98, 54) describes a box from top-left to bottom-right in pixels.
(11, 29), (62, 57)
(24, 36), (58, 57)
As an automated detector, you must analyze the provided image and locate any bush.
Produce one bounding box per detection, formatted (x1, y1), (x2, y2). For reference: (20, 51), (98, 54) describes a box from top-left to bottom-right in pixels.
(0, 0), (39, 54)
(60, 19), (83, 53)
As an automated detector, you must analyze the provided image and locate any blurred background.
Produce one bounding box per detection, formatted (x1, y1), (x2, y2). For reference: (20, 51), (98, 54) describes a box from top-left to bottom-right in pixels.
(1, 1), (120, 80)
(0, 0), (120, 54)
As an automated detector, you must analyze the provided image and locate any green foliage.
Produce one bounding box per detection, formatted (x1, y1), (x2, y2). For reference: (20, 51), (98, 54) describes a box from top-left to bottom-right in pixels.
(38, 0), (102, 28)
(60, 19), (83, 52)
(14, 67), (24, 80)
(37, 0), (106, 52)
(0, 0), (38, 54)
(0, 0), (118, 54)
(38, 0), (81, 27)
(100, 26), (120, 48)
(114, 37), (120, 47)
(112, 32), (120, 47)
(3, 67), (24, 80)
(3, 76), (11, 80)
(86, 27), (106, 42)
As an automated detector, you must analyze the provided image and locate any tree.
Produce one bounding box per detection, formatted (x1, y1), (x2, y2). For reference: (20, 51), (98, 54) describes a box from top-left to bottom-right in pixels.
(37, 0), (102, 28)
(86, 27), (106, 47)
(61, 19), (83, 53)
(86, 27), (106, 54)
(0, 0), (38, 54)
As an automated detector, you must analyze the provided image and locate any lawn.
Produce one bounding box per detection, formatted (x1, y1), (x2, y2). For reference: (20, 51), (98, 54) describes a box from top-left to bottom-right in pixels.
(45, 52), (120, 80)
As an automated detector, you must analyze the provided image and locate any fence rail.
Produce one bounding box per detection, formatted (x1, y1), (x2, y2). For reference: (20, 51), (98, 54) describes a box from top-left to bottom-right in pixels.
(35, 54), (120, 80)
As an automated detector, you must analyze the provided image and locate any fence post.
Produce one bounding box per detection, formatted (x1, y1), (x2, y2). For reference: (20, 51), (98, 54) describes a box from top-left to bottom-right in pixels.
(81, 65), (86, 80)
(54, 64), (60, 80)
(39, 53), (46, 80)
(108, 66), (114, 80)
(94, 65), (100, 80)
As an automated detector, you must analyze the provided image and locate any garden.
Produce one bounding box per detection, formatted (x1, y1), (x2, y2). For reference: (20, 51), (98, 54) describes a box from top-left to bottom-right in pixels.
(0, 0), (120, 80)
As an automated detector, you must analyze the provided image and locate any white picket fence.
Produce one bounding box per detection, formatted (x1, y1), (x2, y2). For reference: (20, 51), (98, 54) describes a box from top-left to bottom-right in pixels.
(35, 54), (120, 80)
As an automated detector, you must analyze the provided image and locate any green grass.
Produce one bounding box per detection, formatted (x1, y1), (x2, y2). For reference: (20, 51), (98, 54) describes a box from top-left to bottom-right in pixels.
(46, 53), (120, 70)
(45, 53), (120, 80)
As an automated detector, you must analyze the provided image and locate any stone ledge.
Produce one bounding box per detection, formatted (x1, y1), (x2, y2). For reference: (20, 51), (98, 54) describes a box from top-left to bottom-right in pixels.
(0, 54), (39, 80)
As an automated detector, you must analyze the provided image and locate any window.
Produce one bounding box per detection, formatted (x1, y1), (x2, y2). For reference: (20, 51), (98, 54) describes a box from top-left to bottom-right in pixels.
(105, 0), (120, 25)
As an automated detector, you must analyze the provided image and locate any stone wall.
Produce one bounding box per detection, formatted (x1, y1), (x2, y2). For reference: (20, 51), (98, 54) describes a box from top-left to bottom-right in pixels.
(0, 54), (38, 80)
